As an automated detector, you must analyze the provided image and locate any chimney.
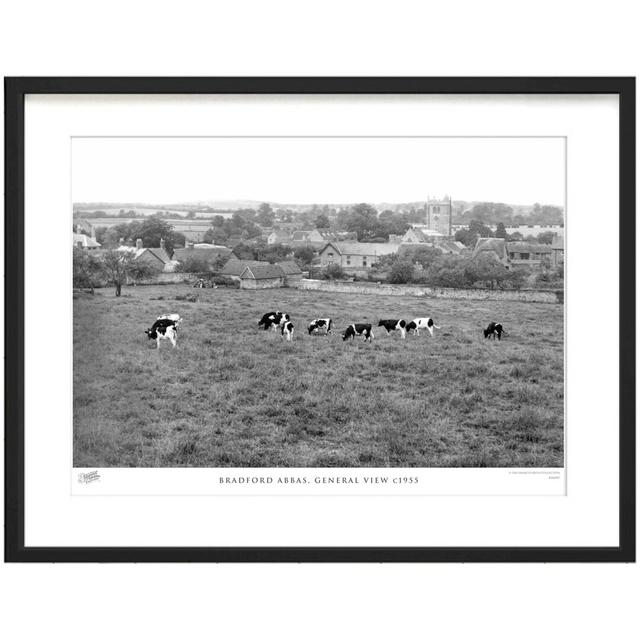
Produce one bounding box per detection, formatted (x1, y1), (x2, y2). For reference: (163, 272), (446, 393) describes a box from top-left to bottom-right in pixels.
(136, 238), (143, 249)
(160, 237), (165, 250)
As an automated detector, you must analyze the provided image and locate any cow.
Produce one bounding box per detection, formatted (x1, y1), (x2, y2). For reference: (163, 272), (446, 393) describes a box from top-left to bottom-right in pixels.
(281, 321), (294, 341)
(342, 323), (374, 343)
(145, 317), (179, 349)
(484, 322), (507, 340)
(308, 318), (332, 335)
(157, 313), (182, 326)
(406, 317), (440, 337)
(258, 311), (290, 331)
(377, 319), (407, 339)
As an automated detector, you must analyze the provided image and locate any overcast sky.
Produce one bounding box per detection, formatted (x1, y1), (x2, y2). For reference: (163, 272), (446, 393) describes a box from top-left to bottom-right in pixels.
(72, 137), (565, 206)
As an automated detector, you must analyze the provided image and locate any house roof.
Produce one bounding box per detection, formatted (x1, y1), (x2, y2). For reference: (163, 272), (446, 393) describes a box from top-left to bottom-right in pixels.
(220, 258), (267, 276)
(73, 233), (101, 248)
(276, 261), (303, 275)
(140, 248), (173, 264)
(506, 242), (553, 254)
(173, 246), (231, 263)
(240, 264), (285, 280)
(403, 228), (445, 242)
(291, 230), (311, 241)
(269, 230), (292, 241)
(473, 237), (508, 260)
(320, 241), (400, 256)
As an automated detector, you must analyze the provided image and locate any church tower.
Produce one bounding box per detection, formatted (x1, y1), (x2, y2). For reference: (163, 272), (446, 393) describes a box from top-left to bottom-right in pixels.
(425, 195), (453, 236)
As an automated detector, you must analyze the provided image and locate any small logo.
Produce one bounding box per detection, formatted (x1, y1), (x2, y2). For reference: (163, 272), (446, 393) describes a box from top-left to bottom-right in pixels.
(78, 470), (101, 484)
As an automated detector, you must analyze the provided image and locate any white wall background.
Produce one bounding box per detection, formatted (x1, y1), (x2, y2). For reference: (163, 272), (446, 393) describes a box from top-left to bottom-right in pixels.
(1, 1), (638, 639)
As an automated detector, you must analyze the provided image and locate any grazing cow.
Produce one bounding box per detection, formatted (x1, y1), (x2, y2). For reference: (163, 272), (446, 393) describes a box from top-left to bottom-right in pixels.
(406, 317), (440, 337)
(258, 311), (290, 331)
(308, 318), (332, 335)
(484, 322), (507, 340)
(342, 323), (374, 343)
(145, 317), (178, 349)
(377, 319), (407, 339)
(157, 313), (182, 326)
(281, 321), (294, 341)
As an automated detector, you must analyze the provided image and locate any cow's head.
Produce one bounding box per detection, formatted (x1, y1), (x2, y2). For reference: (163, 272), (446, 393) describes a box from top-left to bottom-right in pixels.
(145, 328), (157, 340)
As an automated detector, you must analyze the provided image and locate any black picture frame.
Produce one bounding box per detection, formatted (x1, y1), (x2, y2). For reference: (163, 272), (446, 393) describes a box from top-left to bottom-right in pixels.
(4, 77), (635, 563)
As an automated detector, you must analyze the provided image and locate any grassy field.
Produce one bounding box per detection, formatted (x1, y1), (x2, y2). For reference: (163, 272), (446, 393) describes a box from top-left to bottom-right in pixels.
(73, 284), (564, 468)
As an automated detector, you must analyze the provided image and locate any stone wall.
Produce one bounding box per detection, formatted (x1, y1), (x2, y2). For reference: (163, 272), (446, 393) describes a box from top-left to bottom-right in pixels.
(292, 279), (562, 304)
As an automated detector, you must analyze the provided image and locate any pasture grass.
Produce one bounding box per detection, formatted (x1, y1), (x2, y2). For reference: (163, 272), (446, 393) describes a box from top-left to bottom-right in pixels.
(73, 284), (564, 467)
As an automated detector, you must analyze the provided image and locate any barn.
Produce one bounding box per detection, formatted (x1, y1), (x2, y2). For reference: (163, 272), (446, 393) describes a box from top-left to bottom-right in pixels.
(220, 258), (269, 281)
(239, 264), (286, 289)
(276, 260), (303, 285)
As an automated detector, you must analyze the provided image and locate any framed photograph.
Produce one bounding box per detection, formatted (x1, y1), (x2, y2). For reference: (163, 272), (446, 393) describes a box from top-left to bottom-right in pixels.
(5, 77), (635, 562)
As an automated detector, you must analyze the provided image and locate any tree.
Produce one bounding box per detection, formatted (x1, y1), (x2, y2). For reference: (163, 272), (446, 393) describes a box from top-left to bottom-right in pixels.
(110, 215), (181, 255)
(495, 222), (508, 239)
(468, 219), (494, 238)
(464, 202), (513, 224)
(186, 211), (197, 219)
(403, 246), (442, 269)
(464, 253), (507, 289)
(256, 203), (275, 226)
(325, 264), (345, 280)
(72, 248), (102, 293)
(537, 231), (556, 244)
(203, 226), (228, 245)
(455, 228), (478, 247)
(175, 255), (211, 273)
(100, 250), (159, 296)
(388, 259), (415, 284)
(314, 213), (331, 229)
(293, 246), (315, 266)
(343, 203), (381, 241)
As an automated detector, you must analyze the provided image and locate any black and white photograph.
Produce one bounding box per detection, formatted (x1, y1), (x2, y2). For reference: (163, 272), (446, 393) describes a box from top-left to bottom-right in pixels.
(72, 136), (565, 470)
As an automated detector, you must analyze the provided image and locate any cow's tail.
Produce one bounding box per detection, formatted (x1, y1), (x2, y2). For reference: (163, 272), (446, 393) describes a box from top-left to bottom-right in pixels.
(433, 324), (441, 330)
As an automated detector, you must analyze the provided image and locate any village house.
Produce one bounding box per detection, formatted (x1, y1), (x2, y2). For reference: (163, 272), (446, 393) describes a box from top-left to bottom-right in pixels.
(506, 242), (553, 269)
(472, 236), (564, 270)
(239, 263), (286, 289)
(116, 239), (178, 272)
(319, 241), (400, 271)
(73, 232), (101, 250)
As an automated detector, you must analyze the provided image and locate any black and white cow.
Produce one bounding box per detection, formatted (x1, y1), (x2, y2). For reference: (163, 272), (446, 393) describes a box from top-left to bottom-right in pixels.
(484, 322), (507, 340)
(406, 317), (440, 337)
(157, 313), (182, 326)
(258, 311), (290, 331)
(377, 319), (407, 339)
(281, 321), (294, 341)
(342, 323), (374, 342)
(308, 318), (332, 335)
(145, 316), (180, 349)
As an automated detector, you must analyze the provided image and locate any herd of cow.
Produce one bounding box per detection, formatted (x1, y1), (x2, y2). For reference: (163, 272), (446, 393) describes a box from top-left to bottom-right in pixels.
(144, 311), (507, 349)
